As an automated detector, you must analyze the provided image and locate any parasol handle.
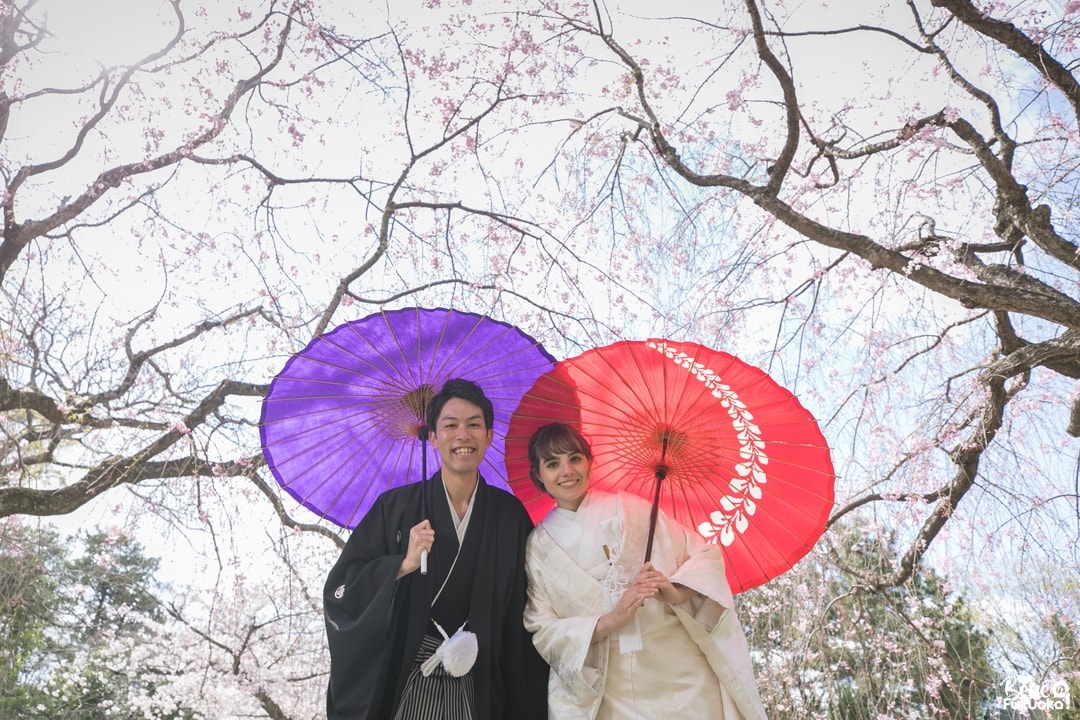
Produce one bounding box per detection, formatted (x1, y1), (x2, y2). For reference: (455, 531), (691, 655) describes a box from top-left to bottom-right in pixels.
(643, 464), (667, 563)
(419, 425), (429, 576)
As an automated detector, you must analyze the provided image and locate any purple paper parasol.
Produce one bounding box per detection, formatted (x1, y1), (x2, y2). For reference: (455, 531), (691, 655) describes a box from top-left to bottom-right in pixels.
(260, 307), (556, 529)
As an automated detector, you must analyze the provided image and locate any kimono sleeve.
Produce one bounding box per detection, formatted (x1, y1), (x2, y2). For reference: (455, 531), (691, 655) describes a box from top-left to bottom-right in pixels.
(523, 532), (606, 709)
(659, 511), (769, 720)
(324, 493), (407, 718)
(650, 501), (734, 631)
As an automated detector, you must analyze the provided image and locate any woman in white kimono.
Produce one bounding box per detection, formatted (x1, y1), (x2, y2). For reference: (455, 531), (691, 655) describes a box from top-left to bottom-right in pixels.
(523, 423), (768, 720)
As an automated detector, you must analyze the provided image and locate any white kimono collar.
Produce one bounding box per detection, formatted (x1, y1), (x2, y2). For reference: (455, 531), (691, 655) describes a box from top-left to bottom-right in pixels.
(442, 475), (478, 545)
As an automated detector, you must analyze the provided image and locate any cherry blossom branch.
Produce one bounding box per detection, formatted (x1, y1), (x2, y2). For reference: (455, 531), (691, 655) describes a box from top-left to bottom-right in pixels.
(866, 368), (1011, 590)
(302, 21), (523, 335)
(0, 1), (301, 282)
(930, 0), (1080, 124)
(248, 470), (344, 548)
(0, 380), (265, 518)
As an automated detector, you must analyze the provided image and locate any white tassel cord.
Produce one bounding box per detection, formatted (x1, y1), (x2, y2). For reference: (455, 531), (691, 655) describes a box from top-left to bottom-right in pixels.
(420, 620), (478, 678)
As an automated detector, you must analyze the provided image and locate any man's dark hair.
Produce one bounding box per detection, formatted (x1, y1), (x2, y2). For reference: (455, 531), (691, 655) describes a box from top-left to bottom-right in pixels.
(425, 378), (494, 432)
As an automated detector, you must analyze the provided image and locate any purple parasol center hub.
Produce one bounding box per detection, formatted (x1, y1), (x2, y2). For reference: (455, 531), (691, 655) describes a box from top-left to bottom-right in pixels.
(260, 307), (556, 529)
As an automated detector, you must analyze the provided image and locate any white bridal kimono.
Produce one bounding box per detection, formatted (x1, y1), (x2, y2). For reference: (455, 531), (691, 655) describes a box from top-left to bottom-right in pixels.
(524, 491), (767, 720)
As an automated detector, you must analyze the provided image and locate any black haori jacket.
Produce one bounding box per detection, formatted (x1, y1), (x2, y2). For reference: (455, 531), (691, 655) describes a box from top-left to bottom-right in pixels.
(324, 472), (548, 720)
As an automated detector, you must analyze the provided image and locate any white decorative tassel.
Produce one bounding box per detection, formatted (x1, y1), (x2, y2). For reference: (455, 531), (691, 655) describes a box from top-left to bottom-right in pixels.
(439, 626), (478, 676)
(420, 621), (478, 677)
(598, 522), (643, 655)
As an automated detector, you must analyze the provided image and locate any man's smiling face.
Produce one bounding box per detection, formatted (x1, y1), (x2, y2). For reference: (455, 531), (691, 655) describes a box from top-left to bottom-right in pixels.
(431, 397), (493, 481)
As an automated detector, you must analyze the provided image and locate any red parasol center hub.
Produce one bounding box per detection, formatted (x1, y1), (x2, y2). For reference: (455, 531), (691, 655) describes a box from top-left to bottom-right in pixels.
(503, 338), (836, 594)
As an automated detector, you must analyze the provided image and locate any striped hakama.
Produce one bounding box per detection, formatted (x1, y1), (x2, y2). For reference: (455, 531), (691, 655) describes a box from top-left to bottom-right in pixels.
(393, 633), (476, 720)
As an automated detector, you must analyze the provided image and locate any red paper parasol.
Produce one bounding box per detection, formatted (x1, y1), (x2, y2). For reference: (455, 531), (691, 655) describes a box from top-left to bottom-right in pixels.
(505, 339), (835, 593)
(260, 307), (555, 530)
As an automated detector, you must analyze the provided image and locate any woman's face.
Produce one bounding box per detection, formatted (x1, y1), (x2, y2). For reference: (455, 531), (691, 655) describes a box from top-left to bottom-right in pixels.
(537, 449), (592, 511)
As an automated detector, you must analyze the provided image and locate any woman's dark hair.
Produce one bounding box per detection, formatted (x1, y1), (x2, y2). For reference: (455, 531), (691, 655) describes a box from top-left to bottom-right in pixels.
(527, 422), (593, 493)
(425, 378), (494, 433)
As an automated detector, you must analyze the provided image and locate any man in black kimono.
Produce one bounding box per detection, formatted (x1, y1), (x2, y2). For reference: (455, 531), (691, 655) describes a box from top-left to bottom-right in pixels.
(324, 378), (548, 720)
